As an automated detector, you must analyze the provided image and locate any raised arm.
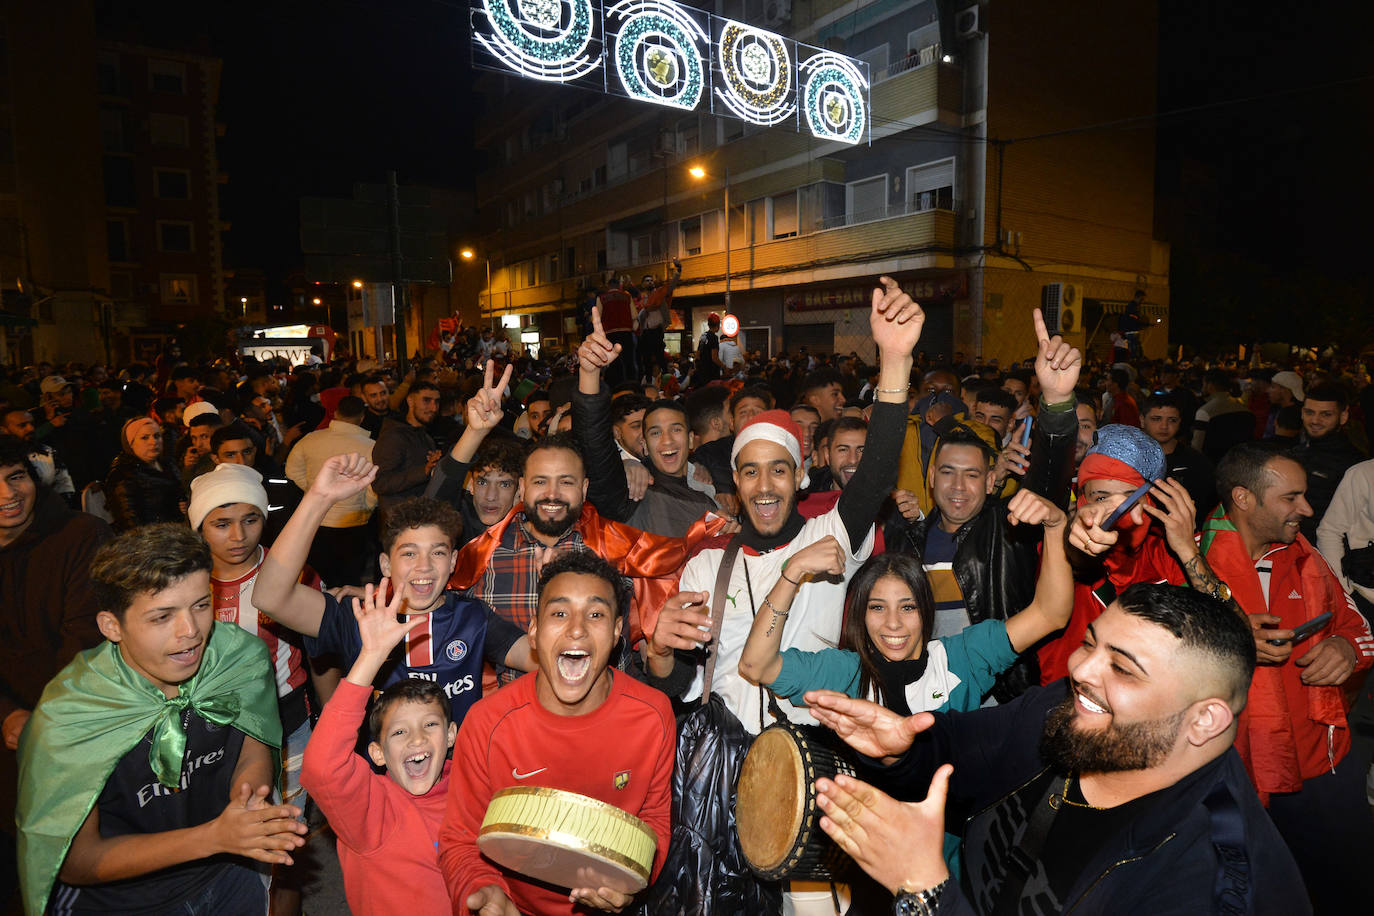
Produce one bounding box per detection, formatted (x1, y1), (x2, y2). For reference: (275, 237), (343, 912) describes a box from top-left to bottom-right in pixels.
(1002, 491), (1073, 652)
(738, 536), (847, 685)
(836, 277), (923, 548)
(573, 306), (639, 522)
(427, 361), (511, 505)
(1021, 308), (1081, 509)
(254, 454), (377, 636)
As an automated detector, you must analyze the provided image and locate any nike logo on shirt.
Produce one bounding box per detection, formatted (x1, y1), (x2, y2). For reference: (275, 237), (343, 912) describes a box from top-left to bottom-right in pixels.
(512, 767), (548, 779)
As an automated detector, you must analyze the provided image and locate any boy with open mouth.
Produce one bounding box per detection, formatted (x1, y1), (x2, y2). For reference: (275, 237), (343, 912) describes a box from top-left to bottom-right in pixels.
(301, 576), (459, 914)
(440, 549), (674, 915)
(252, 452), (534, 728)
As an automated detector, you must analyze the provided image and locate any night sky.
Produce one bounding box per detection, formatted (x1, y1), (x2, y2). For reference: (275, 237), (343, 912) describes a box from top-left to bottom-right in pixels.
(93, 0), (1374, 342)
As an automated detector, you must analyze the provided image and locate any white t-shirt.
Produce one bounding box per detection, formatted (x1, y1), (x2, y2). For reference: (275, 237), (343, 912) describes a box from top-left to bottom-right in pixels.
(680, 507), (874, 734)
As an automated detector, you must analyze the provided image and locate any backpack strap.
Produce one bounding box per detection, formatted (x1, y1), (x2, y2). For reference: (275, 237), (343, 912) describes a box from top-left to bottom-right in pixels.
(701, 538), (741, 702)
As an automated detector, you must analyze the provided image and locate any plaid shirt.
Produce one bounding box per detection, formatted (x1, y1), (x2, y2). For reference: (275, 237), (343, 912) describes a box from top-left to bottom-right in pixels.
(470, 513), (585, 682)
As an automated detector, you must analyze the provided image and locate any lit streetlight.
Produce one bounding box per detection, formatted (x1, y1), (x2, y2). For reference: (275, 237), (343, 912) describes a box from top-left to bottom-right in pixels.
(312, 297), (322, 305)
(352, 279), (364, 289)
(459, 245), (494, 330)
(689, 164), (730, 308)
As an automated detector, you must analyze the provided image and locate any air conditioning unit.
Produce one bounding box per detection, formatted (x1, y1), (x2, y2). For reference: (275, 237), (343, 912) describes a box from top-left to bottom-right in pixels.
(955, 5), (981, 39)
(1041, 282), (1082, 334)
(763, 0), (792, 27)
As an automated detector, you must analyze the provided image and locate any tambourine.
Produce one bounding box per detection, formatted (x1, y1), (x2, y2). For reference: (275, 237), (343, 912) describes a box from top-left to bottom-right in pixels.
(478, 786), (657, 893)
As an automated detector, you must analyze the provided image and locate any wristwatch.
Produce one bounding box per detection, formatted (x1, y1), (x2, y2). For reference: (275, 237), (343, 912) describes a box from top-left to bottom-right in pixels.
(893, 878), (949, 915)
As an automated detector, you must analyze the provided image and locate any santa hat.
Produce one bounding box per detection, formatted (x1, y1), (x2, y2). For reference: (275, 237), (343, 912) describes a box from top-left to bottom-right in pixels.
(731, 409), (805, 470)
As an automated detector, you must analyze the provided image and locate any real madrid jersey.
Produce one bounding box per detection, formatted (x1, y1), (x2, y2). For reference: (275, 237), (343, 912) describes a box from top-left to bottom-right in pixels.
(306, 590), (523, 726)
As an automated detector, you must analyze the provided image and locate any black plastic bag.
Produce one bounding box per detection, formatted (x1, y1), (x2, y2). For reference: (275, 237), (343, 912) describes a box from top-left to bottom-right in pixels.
(632, 693), (783, 916)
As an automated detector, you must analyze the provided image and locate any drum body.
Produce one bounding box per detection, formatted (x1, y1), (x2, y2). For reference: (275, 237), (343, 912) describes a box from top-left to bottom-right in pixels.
(736, 721), (856, 881)
(478, 786), (658, 894)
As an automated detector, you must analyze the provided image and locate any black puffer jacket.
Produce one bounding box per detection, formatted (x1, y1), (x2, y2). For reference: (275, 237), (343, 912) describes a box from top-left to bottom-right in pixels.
(888, 402), (1078, 702)
(103, 452), (184, 531)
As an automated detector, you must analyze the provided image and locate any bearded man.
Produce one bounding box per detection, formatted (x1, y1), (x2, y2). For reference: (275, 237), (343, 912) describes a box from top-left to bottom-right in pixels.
(807, 584), (1310, 916)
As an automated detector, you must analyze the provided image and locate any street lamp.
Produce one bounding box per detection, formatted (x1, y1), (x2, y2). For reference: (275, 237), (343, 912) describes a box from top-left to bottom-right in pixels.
(689, 164), (730, 309)
(460, 246), (495, 330)
(239, 296), (247, 318)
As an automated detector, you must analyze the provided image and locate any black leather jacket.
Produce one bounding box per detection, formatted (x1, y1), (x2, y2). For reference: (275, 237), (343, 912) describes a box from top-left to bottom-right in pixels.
(888, 402), (1078, 702)
(104, 452), (184, 531)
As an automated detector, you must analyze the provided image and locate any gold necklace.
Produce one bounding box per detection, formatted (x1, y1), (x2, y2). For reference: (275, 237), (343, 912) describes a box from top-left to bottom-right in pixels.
(1049, 775), (1104, 811)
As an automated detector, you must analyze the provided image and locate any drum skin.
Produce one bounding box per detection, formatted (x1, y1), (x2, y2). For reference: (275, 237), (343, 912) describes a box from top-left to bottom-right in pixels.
(478, 786), (658, 894)
(736, 721), (857, 881)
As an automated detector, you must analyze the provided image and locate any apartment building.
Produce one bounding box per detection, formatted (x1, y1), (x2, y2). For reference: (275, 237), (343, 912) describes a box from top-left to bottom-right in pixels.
(0, 0), (225, 365)
(468, 0), (1168, 365)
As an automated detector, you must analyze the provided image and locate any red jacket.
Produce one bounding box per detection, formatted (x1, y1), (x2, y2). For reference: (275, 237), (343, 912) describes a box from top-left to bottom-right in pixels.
(449, 502), (724, 647)
(300, 680), (451, 914)
(1203, 516), (1374, 802)
(439, 670), (674, 915)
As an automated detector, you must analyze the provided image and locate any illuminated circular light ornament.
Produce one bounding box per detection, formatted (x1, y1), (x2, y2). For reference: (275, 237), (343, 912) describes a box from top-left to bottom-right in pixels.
(608, 0), (708, 111)
(721, 313), (740, 337)
(476, 0), (600, 83)
(715, 21), (795, 126)
(800, 52), (868, 144)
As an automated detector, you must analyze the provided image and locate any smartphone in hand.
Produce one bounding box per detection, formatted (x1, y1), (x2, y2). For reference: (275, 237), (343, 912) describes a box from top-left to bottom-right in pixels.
(1102, 481), (1153, 531)
(1267, 611), (1333, 647)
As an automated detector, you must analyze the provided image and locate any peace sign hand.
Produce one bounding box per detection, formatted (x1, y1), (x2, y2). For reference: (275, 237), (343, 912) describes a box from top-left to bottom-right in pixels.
(579, 305), (622, 376)
(1033, 307), (1082, 403)
(466, 359), (513, 432)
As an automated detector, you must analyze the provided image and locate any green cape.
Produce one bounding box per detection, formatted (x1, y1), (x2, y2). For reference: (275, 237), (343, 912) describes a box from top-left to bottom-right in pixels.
(16, 622), (281, 915)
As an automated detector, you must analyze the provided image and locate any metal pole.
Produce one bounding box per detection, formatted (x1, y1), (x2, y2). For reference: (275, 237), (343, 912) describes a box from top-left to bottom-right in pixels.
(486, 257), (493, 331)
(723, 166), (731, 310)
(387, 170), (409, 374)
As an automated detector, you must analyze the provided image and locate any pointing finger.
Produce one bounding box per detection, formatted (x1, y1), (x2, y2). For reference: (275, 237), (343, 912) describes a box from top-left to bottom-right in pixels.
(591, 305), (605, 337)
(1033, 308), (1050, 348)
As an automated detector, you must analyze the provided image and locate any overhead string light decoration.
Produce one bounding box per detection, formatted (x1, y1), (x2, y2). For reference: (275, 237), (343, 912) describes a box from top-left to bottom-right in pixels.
(607, 0), (708, 110)
(714, 20), (795, 127)
(474, 0), (602, 82)
(800, 52), (868, 144)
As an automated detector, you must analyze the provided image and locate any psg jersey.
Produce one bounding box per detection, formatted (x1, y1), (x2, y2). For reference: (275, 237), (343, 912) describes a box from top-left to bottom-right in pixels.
(306, 589), (522, 725)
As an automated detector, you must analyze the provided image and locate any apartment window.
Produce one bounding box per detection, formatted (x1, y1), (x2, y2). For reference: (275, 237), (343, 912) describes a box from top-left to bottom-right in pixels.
(677, 118), (699, 157)
(720, 119), (744, 144)
(523, 190), (537, 218)
(160, 274), (197, 304)
(148, 59), (186, 94)
(103, 156), (136, 207)
(155, 169), (191, 200)
(771, 192), (798, 239)
(748, 199), (767, 244)
(906, 158), (955, 212)
(594, 165), (607, 187)
(858, 44), (889, 79)
(106, 219), (130, 262)
(596, 248), (607, 271)
(632, 231), (664, 263)
(680, 216), (702, 256)
(99, 108), (128, 153)
(158, 221), (194, 253)
(846, 175), (887, 223)
(907, 23), (940, 56)
(607, 142), (628, 181)
(149, 113), (189, 147)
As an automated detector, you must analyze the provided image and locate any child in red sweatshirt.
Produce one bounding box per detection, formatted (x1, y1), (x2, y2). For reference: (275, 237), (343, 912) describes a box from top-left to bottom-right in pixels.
(300, 578), (456, 915)
(439, 549), (675, 916)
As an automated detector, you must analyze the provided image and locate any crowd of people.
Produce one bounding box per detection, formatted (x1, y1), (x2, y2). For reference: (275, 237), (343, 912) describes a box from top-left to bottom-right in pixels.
(2, 276), (1373, 916)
